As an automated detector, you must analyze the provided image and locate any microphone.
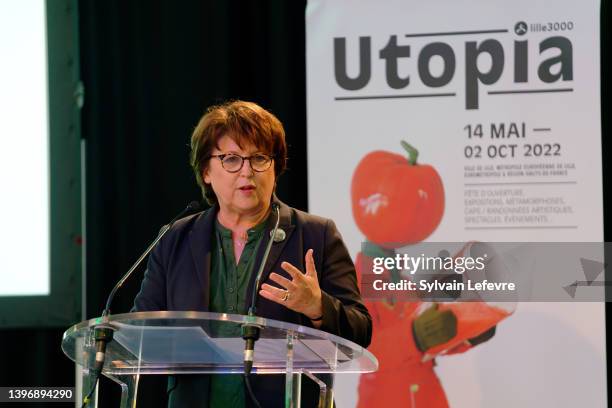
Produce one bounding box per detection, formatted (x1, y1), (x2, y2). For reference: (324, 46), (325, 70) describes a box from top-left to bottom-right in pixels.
(270, 228), (286, 243)
(81, 201), (202, 407)
(102, 200), (202, 316)
(242, 202), (282, 375)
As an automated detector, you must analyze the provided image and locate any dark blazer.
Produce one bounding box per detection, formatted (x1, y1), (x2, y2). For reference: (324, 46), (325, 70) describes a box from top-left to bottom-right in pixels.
(133, 197), (372, 408)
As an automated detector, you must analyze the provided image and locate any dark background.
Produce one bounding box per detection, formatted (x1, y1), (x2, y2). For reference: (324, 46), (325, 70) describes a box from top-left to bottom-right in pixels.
(0, 0), (609, 407)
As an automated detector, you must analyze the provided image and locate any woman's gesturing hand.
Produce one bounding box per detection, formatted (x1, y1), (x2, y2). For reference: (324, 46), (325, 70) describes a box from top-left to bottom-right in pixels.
(259, 249), (324, 322)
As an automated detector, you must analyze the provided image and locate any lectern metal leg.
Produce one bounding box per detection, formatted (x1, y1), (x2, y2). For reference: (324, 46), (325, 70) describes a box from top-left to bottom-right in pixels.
(285, 330), (301, 408)
(302, 370), (333, 408)
(106, 374), (140, 408)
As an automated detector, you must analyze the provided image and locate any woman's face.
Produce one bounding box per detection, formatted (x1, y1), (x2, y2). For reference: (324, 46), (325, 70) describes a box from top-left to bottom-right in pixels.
(203, 135), (275, 219)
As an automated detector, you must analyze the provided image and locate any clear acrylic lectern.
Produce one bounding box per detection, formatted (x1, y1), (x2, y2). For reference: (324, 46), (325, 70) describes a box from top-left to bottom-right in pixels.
(62, 311), (378, 408)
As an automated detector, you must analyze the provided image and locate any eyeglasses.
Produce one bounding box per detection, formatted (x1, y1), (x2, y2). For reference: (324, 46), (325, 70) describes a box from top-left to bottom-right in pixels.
(209, 153), (274, 173)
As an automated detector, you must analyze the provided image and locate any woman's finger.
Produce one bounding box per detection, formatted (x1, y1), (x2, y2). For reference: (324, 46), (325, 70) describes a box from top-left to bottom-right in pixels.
(260, 286), (293, 304)
(305, 249), (317, 278)
(261, 283), (288, 298)
(259, 289), (285, 304)
(269, 273), (296, 290)
(281, 261), (306, 281)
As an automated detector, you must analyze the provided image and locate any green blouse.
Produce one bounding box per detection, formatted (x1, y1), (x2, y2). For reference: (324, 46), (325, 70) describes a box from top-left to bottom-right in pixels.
(208, 218), (266, 408)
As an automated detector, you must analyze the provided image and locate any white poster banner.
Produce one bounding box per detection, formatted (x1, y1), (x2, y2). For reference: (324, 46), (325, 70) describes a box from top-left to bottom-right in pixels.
(306, 0), (605, 407)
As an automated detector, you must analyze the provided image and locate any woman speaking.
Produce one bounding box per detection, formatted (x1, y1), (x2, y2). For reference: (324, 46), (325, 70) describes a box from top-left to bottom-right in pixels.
(133, 100), (371, 408)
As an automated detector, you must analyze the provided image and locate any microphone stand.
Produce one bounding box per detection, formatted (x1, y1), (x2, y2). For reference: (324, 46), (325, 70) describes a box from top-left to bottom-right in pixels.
(80, 201), (201, 407)
(242, 202), (281, 374)
(241, 203), (281, 408)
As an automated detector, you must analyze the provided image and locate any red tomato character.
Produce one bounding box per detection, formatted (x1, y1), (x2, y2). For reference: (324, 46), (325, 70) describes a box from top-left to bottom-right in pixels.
(351, 141), (444, 248)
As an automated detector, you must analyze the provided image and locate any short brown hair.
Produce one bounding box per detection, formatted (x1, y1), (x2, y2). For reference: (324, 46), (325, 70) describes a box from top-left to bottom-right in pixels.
(190, 100), (287, 204)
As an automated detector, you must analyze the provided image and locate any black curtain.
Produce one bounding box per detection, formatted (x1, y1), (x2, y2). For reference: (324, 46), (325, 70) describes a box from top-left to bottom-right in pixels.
(79, 0), (307, 406)
(0, 1), (307, 408)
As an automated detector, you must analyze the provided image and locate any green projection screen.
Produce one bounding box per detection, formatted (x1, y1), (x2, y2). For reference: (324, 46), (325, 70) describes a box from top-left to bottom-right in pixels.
(0, 0), (81, 327)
